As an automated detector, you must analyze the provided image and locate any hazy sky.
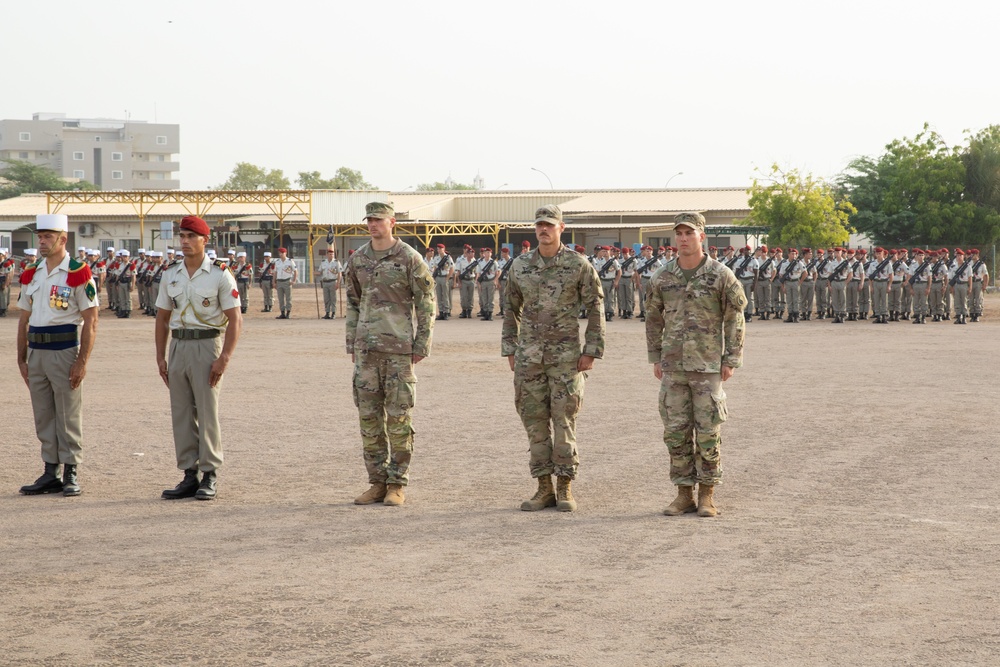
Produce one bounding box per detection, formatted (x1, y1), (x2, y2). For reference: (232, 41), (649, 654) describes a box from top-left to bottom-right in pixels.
(4, 0), (998, 191)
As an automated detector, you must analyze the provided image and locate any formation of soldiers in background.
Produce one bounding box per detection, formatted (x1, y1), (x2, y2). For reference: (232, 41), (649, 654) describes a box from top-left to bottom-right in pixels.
(720, 244), (991, 325)
(0, 241), (991, 324)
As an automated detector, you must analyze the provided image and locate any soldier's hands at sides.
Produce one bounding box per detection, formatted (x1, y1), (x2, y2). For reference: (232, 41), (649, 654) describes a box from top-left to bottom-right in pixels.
(721, 365), (734, 382)
(507, 355), (515, 372)
(577, 355), (595, 372)
(69, 360), (86, 390)
(158, 359), (169, 387)
(18, 360), (29, 387)
(652, 363), (662, 380)
(209, 356), (229, 388)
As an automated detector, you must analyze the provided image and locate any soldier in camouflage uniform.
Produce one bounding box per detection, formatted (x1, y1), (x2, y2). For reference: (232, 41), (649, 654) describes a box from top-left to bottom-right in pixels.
(646, 211), (745, 518)
(347, 202), (436, 508)
(503, 204), (605, 513)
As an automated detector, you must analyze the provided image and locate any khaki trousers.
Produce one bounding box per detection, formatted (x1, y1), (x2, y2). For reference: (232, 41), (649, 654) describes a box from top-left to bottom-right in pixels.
(459, 279), (475, 311)
(168, 337), (224, 471)
(322, 281), (337, 315)
(971, 281), (985, 314)
(276, 279), (292, 312)
(238, 280), (250, 310)
(261, 280), (274, 308)
(434, 276), (451, 315)
(28, 346), (84, 465)
(953, 284), (969, 317)
(478, 280), (496, 314)
(872, 281), (889, 316)
(800, 280), (815, 315)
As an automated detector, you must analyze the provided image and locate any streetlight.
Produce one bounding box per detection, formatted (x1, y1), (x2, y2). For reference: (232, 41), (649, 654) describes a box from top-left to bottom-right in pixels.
(531, 167), (554, 190)
(665, 171), (684, 188)
(492, 183), (509, 190)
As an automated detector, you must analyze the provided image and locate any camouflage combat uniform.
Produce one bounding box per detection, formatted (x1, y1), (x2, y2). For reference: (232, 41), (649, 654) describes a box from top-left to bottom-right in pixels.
(346, 239), (436, 487)
(645, 256), (746, 487)
(502, 245), (605, 480)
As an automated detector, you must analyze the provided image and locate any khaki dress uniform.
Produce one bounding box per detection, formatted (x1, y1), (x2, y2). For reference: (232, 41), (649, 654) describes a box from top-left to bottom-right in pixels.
(18, 255), (98, 484)
(951, 255), (973, 322)
(273, 257), (296, 315)
(618, 254), (638, 318)
(594, 256), (620, 319)
(636, 255), (662, 320)
(430, 253), (454, 318)
(733, 255), (758, 319)
(476, 255), (499, 319)
(156, 256), (240, 474)
(317, 258), (342, 318)
(890, 258), (907, 319)
(908, 255), (931, 322)
(233, 261), (253, 314)
(971, 257), (988, 320)
(258, 259), (276, 311)
(754, 255), (776, 318)
(869, 256), (893, 321)
(847, 259), (864, 317)
(930, 259), (949, 319)
(497, 254), (513, 316)
(0, 254), (14, 315)
(454, 254), (478, 315)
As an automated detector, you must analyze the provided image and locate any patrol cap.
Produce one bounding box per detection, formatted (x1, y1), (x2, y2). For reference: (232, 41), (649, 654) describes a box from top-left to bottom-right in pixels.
(237, 251), (247, 257)
(263, 251), (272, 257)
(673, 211), (705, 232)
(363, 202), (394, 220)
(36, 213), (69, 233)
(534, 204), (563, 225)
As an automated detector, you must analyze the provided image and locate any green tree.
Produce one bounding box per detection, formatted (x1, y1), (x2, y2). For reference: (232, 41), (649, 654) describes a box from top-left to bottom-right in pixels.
(838, 124), (999, 246)
(0, 159), (96, 200)
(296, 167), (374, 190)
(742, 165), (853, 248)
(216, 162), (290, 190)
(416, 180), (478, 191)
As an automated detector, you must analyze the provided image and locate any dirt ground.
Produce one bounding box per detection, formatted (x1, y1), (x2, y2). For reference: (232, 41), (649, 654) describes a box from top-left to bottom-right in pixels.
(2, 287), (999, 666)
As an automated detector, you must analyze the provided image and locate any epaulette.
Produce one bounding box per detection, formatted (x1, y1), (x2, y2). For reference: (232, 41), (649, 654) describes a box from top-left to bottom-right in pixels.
(66, 257), (94, 288)
(19, 260), (42, 285)
(213, 259), (233, 273)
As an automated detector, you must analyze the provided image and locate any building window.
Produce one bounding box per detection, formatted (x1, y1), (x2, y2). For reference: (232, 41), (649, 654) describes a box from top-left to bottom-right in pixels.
(19, 132), (30, 141)
(151, 173), (165, 180)
(112, 170), (123, 180)
(111, 152), (123, 161)
(73, 151), (85, 160)
(155, 154), (165, 162)
(18, 152), (29, 159)
(95, 136), (101, 142)
(156, 136), (167, 145)
(73, 170), (85, 178)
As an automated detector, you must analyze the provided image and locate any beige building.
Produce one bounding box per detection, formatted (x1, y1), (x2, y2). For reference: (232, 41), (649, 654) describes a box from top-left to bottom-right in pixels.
(0, 112), (179, 190)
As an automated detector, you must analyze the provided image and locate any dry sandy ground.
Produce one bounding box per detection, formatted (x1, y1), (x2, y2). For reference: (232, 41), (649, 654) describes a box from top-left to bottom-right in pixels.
(2, 289), (999, 666)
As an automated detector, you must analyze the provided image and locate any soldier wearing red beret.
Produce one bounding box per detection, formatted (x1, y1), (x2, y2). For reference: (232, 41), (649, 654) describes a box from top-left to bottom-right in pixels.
(156, 215), (243, 501)
(969, 248), (989, 321)
(430, 243), (454, 320)
(950, 248), (974, 324)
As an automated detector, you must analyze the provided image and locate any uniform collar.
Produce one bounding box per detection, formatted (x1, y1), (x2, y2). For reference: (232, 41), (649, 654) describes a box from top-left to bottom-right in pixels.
(528, 245), (567, 269)
(44, 252), (72, 275)
(363, 239), (402, 259)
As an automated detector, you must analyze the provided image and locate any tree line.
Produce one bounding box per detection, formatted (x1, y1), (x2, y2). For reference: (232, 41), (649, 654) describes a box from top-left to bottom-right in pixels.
(744, 124), (1000, 249)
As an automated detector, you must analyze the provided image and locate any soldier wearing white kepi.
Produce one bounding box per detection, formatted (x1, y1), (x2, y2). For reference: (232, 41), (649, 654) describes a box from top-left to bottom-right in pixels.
(969, 248), (989, 322)
(155, 215), (242, 501)
(316, 247), (342, 319)
(273, 247), (297, 319)
(232, 251), (253, 314)
(258, 251), (276, 312)
(476, 246), (499, 320)
(453, 244), (478, 318)
(16, 214), (98, 497)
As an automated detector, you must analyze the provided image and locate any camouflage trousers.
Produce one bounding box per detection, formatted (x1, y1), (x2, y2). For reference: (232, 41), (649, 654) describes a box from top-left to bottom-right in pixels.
(352, 351), (416, 486)
(659, 370), (727, 487)
(514, 360), (585, 479)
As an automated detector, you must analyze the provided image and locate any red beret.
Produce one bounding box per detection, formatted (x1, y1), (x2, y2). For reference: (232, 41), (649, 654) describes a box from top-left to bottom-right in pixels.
(744, 245), (751, 251)
(914, 248), (925, 254)
(348, 249), (355, 255)
(180, 215), (210, 237)
(846, 249), (855, 254)
(463, 244), (473, 250)
(708, 246), (717, 251)
(658, 246), (666, 251)
(482, 247), (492, 252)
(760, 245), (769, 252)
(522, 241), (531, 247)
(436, 244), (446, 249)
(955, 248), (965, 255)
(643, 245), (653, 251)
(278, 247), (288, 253)
(773, 247), (781, 252)
(816, 249), (824, 254)
(575, 245), (585, 253)
(789, 247), (799, 253)
(857, 249), (867, 255)
(801, 248), (811, 253)
(971, 248), (980, 254)
(501, 247), (510, 253)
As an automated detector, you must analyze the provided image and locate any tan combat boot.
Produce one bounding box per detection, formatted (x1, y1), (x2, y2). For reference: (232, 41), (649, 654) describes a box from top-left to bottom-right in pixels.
(383, 484), (406, 506)
(663, 486), (696, 516)
(354, 482), (387, 505)
(697, 484), (719, 517)
(556, 476), (577, 512)
(520, 476), (556, 511)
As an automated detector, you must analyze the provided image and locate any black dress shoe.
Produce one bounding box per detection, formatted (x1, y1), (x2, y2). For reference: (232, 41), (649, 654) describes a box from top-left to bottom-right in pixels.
(195, 470), (217, 501)
(162, 468), (200, 499)
(20, 463), (64, 495)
